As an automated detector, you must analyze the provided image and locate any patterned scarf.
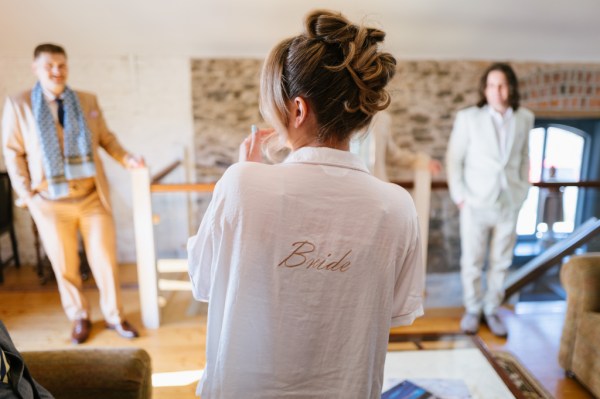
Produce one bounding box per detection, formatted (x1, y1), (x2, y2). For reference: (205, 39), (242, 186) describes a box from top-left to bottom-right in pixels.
(31, 82), (96, 199)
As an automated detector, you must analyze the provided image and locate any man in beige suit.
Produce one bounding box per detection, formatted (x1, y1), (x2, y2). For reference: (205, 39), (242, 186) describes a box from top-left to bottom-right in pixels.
(2, 43), (143, 344)
(446, 63), (534, 337)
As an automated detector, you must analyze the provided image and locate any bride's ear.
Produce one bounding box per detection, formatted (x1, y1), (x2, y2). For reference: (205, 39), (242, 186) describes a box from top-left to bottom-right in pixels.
(291, 96), (310, 128)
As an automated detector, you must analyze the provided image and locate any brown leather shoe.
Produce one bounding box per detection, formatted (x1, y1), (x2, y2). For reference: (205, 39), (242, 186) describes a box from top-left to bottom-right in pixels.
(106, 320), (139, 339)
(71, 319), (92, 344)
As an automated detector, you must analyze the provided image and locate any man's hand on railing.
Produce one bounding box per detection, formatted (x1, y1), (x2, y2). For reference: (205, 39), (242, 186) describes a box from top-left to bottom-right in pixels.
(125, 154), (146, 169)
(428, 159), (443, 175)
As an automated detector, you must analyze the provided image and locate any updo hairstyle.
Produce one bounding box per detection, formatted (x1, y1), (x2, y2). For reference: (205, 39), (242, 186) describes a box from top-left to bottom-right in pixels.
(260, 9), (396, 144)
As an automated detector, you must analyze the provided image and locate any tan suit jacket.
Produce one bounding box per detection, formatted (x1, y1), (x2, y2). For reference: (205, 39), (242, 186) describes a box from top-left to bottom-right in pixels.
(2, 89), (128, 212)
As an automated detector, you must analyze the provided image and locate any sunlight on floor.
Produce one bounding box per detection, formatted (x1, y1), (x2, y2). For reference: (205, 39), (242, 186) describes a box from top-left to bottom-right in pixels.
(515, 300), (566, 315)
(152, 369), (203, 387)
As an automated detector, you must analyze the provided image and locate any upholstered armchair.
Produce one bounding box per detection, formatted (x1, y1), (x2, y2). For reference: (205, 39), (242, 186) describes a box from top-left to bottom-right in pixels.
(559, 253), (600, 397)
(21, 347), (152, 399)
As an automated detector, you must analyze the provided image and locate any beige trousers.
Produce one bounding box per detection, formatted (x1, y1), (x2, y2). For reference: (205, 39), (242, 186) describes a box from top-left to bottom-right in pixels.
(27, 190), (123, 324)
(459, 203), (520, 316)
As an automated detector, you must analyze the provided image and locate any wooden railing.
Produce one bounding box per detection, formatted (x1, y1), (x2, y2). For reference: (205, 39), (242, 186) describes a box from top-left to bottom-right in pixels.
(150, 159), (182, 184)
(132, 161), (434, 328)
(503, 217), (600, 300)
(389, 180), (600, 190)
(151, 183), (216, 193)
(134, 159), (600, 328)
(533, 181), (600, 188)
(149, 157), (600, 193)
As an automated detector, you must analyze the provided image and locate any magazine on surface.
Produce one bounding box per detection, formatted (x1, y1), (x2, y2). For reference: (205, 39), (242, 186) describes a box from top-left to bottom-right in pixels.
(382, 378), (472, 399)
(381, 380), (435, 399)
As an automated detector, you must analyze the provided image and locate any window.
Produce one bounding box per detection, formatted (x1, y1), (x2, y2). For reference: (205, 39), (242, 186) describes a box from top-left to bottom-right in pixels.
(516, 124), (588, 239)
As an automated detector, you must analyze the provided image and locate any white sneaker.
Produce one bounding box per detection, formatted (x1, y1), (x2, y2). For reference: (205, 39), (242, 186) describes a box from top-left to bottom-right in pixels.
(484, 313), (508, 337)
(460, 313), (481, 335)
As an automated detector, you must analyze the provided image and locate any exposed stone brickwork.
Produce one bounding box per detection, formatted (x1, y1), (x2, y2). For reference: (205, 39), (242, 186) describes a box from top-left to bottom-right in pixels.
(518, 66), (600, 114)
(191, 59), (263, 182)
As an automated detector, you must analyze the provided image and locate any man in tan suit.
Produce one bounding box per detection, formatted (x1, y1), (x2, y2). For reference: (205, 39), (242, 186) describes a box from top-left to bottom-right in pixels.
(2, 43), (143, 344)
(446, 63), (534, 337)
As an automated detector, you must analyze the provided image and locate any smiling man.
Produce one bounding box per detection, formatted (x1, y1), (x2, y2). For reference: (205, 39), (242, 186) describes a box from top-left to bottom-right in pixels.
(446, 63), (534, 338)
(2, 43), (144, 344)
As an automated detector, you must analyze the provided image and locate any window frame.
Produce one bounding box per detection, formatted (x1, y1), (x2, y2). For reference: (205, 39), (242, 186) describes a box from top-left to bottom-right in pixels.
(516, 120), (590, 243)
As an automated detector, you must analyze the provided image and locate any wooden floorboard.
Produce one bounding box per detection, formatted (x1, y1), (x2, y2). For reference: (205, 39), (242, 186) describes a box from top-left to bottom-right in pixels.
(0, 263), (593, 398)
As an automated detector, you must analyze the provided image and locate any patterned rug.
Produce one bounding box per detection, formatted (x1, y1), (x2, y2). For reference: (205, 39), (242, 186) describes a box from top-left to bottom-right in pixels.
(493, 351), (554, 399)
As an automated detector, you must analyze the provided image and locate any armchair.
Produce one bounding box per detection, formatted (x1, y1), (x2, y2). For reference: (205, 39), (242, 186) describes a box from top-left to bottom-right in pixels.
(21, 347), (152, 399)
(559, 253), (600, 397)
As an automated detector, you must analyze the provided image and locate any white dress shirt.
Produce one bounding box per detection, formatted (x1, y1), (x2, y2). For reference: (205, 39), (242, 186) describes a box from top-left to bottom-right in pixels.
(488, 105), (514, 160)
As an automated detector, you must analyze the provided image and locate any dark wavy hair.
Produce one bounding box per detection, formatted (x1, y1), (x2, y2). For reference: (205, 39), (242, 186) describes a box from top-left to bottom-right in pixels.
(476, 62), (520, 110)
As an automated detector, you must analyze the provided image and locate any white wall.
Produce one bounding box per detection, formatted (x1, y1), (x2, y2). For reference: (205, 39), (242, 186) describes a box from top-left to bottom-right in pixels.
(0, 55), (194, 264)
(1, 1), (600, 62)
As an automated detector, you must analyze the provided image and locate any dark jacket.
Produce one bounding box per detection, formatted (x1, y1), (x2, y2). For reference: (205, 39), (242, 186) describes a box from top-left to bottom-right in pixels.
(0, 321), (53, 399)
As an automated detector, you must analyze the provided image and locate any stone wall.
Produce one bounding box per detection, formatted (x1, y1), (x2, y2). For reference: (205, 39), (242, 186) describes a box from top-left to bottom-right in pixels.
(518, 65), (600, 115)
(191, 59), (263, 182)
(191, 58), (600, 273)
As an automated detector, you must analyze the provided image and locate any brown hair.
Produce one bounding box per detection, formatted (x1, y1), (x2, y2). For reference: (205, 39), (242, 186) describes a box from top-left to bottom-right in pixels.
(477, 62), (520, 110)
(260, 10), (396, 144)
(33, 43), (67, 59)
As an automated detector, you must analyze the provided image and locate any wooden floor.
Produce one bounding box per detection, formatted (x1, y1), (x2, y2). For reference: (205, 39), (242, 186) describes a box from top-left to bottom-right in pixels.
(0, 263), (593, 399)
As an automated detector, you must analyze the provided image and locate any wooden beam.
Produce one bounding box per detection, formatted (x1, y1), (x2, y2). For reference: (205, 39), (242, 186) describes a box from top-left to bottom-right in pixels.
(151, 159), (182, 184)
(151, 183), (216, 193)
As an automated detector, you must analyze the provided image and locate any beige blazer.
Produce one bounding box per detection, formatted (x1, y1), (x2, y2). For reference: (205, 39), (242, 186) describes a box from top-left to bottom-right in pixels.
(446, 105), (535, 210)
(2, 89), (129, 212)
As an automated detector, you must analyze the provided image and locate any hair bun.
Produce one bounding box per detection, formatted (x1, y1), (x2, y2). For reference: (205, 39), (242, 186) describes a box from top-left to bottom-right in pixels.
(305, 10), (356, 44)
(303, 10), (395, 117)
(305, 10), (385, 46)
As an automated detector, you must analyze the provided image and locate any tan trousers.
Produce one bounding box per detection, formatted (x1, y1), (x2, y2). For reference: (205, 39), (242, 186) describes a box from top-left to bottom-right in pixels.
(459, 203), (520, 316)
(27, 190), (123, 324)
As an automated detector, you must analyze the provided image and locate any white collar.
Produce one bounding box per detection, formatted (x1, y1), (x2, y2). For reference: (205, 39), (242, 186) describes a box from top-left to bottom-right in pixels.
(284, 146), (370, 174)
(487, 105), (513, 122)
(41, 87), (65, 102)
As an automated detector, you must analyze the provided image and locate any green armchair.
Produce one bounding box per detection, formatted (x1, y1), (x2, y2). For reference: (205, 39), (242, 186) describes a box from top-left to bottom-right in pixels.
(559, 253), (600, 397)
